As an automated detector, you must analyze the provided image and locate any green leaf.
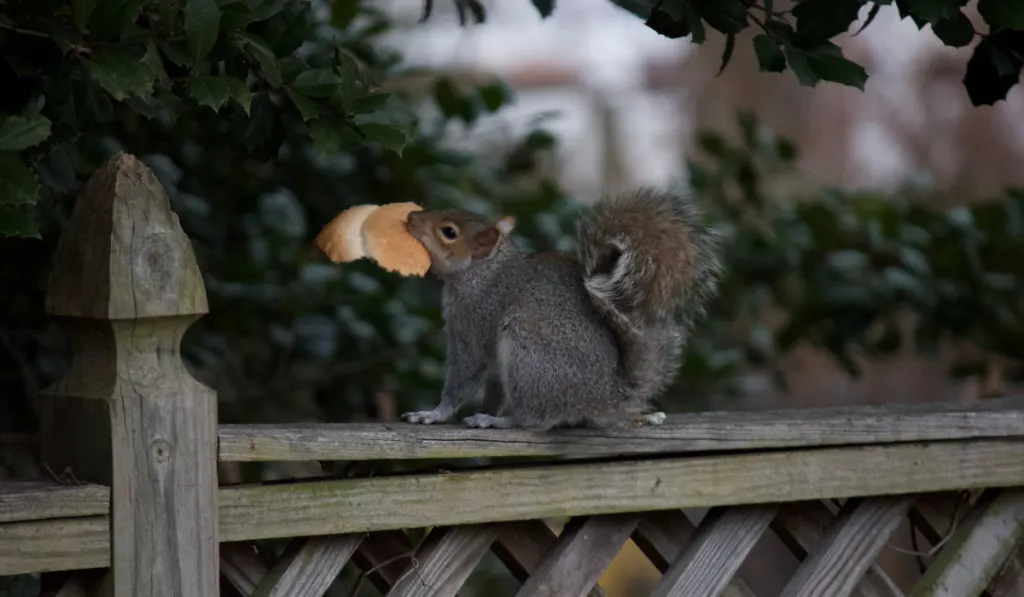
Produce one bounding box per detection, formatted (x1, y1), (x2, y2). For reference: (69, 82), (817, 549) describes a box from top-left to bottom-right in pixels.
(72, 0), (96, 32)
(221, 2), (256, 31)
(82, 50), (156, 102)
(187, 75), (231, 111)
(478, 81), (513, 112)
(331, 0), (359, 28)
(963, 30), (1024, 106)
(792, 0), (862, 45)
(644, 2), (692, 40)
(354, 122), (408, 155)
(186, 0), (222, 61)
(234, 32), (283, 88)
(799, 48), (869, 90)
(142, 41), (171, 87)
(291, 69), (344, 98)
(285, 88), (321, 121)
(932, 11), (975, 47)
(753, 34), (787, 72)
(900, 0), (961, 24)
(309, 118), (363, 154)
(531, 0), (555, 18)
(697, 0), (748, 34)
(351, 92), (389, 114)
(249, 0), (290, 21)
(854, 3), (882, 35)
(783, 47), (821, 87)
(227, 78), (254, 114)
(0, 111), (52, 151)
(0, 152), (40, 208)
(978, 0), (1024, 30)
(88, 0), (146, 39)
(717, 33), (736, 76)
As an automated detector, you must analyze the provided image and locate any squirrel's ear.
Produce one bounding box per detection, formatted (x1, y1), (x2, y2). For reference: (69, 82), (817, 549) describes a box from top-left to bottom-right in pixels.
(470, 226), (502, 258)
(496, 216), (515, 235)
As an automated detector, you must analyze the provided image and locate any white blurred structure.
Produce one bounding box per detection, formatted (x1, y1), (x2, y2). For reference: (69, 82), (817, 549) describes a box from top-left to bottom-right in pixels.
(378, 0), (1024, 200)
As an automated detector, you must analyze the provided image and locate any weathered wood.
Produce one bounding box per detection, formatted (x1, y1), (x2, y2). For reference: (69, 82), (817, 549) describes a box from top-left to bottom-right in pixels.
(40, 152), (218, 597)
(772, 501), (904, 597)
(5, 440), (1024, 575)
(351, 530), (416, 593)
(491, 520), (605, 597)
(0, 516), (109, 574)
(0, 481), (109, 523)
(386, 524), (499, 597)
(514, 514), (640, 597)
(910, 488), (1024, 597)
(631, 510), (757, 597)
(780, 496), (916, 597)
(650, 505), (775, 597)
(218, 396), (1024, 461)
(221, 542), (270, 595)
(251, 534), (365, 597)
(217, 439), (1024, 543)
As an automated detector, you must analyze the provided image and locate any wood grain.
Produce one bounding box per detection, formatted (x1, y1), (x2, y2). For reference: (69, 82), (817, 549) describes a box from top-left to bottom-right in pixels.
(514, 514), (640, 597)
(5, 439), (1024, 576)
(0, 516), (109, 574)
(909, 488), (1024, 597)
(0, 482), (109, 523)
(220, 543), (269, 595)
(772, 501), (905, 597)
(40, 152), (218, 597)
(492, 520), (606, 597)
(650, 505), (774, 597)
(780, 497), (916, 597)
(251, 534), (365, 597)
(351, 530), (417, 594)
(217, 439), (1024, 542)
(218, 396), (1024, 462)
(385, 525), (499, 597)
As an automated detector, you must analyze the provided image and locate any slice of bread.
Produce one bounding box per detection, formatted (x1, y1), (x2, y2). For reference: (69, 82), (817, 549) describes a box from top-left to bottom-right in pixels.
(361, 202), (431, 277)
(314, 204), (380, 263)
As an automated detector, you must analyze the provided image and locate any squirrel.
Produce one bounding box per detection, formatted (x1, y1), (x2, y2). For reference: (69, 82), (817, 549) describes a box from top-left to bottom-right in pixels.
(400, 188), (721, 430)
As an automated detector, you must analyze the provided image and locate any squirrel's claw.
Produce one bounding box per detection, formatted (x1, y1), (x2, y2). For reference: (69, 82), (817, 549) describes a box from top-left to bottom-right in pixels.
(464, 414), (513, 429)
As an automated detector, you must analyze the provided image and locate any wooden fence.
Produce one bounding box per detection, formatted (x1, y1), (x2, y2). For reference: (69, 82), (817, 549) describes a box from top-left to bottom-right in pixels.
(1, 152), (1023, 597)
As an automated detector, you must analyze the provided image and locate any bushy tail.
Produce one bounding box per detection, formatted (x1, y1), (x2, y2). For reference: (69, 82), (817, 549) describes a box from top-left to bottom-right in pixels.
(577, 188), (721, 401)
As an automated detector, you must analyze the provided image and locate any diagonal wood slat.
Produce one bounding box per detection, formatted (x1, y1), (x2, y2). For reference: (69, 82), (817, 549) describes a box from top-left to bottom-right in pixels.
(649, 505), (775, 597)
(492, 520), (605, 597)
(221, 542), (269, 595)
(780, 496), (916, 597)
(251, 533), (365, 597)
(909, 488), (1024, 597)
(514, 513), (641, 597)
(632, 510), (757, 597)
(386, 524), (499, 597)
(772, 501), (904, 597)
(351, 530), (418, 594)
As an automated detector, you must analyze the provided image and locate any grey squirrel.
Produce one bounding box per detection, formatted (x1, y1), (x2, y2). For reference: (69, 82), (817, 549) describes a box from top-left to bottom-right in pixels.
(401, 188), (721, 430)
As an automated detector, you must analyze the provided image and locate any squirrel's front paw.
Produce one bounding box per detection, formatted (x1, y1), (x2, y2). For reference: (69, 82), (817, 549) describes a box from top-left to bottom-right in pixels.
(463, 414), (512, 429)
(402, 408), (452, 425)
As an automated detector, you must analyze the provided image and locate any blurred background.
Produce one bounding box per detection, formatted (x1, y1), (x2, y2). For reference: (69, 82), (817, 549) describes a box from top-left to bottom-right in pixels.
(1, 0), (1023, 595)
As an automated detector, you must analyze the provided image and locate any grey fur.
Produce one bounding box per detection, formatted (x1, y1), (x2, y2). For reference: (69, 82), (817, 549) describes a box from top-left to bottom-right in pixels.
(402, 188), (721, 430)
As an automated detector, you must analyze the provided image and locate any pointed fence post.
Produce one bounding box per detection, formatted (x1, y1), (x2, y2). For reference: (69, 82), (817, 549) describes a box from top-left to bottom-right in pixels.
(40, 152), (219, 596)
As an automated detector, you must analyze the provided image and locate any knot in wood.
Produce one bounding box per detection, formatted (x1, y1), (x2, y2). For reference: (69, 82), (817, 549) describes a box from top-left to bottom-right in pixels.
(151, 438), (172, 463)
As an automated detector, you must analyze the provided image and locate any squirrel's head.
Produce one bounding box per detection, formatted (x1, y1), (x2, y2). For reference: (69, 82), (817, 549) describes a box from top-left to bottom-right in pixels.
(405, 209), (515, 277)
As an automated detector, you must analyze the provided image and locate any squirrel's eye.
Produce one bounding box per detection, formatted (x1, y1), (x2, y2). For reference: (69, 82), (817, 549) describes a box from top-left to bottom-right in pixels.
(440, 225), (458, 241)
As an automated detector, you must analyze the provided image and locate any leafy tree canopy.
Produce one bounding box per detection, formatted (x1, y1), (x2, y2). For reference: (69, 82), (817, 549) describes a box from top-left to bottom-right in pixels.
(428, 0), (1024, 106)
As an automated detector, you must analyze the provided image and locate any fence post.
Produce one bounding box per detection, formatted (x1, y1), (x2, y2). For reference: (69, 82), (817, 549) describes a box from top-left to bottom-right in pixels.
(39, 152), (219, 596)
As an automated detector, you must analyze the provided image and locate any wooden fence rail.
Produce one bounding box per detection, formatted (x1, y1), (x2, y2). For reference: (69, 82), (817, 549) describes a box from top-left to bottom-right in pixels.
(1, 153), (1023, 597)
